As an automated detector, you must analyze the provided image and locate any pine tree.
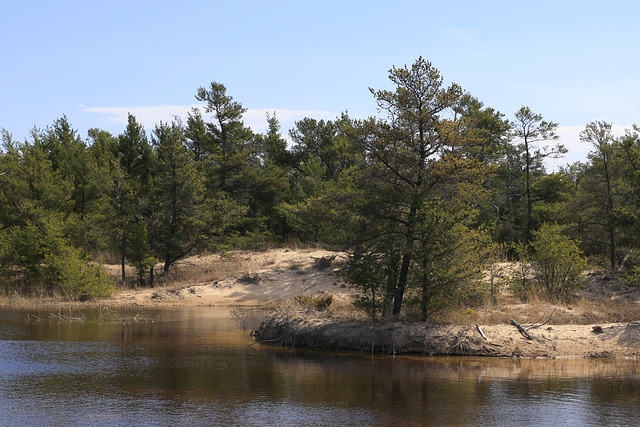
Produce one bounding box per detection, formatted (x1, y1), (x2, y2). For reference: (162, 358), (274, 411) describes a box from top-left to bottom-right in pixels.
(347, 57), (489, 317)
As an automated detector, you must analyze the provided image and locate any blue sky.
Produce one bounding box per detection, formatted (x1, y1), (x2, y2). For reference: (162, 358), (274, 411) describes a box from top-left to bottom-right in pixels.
(2, 1), (639, 168)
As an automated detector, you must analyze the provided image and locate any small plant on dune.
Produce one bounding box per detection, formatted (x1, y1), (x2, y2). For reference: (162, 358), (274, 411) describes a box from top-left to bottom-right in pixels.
(342, 250), (385, 321)
(294, 294), (333, 312)
(506, 242), (536, 303)
(529, 223), (587, 302)
(238, 273), (261, 284)
(287, 262), (303, 271)
(621, 266), (640, 288)
(313, 255), (336, 270)
(508, 223), (588, 303)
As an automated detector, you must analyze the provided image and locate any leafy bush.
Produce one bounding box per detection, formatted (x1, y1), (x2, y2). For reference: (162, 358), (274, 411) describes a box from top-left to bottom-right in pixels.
(529, 223), (587, 301)
(0, 218), (115, 299)
(342, 250), (386, 321)
(294, 294), (333, 312)
(506, 242), (536, 302)
(621, 266), (640, 288)
(313, 254), (336, 270)
(49, 246), (116, 300)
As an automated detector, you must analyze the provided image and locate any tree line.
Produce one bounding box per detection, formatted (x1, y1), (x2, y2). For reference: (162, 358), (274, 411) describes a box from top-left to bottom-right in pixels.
(1, 57), (639, 318)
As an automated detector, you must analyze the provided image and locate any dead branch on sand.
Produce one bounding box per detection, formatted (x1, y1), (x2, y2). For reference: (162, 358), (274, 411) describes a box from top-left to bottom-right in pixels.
(510, 318), (533, 340)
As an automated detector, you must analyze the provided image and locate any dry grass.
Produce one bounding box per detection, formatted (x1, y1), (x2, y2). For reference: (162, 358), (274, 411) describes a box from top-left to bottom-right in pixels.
(99, 252), (251, 290)
(0, 253), (251, 308)
(574, 298), (640, 324)
(263, 269), (640, 326)
(0, 291), (87, 310)
(264, 293), (364, 322)
(286, 261), (304, 271)
(435, 288), (640, 326)
(170, 255), (245, 284)
(134, 254), (249, 290)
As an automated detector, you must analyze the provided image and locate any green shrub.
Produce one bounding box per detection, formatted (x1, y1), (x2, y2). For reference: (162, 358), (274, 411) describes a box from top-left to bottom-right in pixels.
(0, 219), (115, 299)
(126, 218), (157, 287)
(621, 266), (640, 288)
(529, 223), (587, 302)
(294, 294), (333, 311)
(48, 245), (116, 300)
(342, 250), (386, 321)
(506, 242), (536, 302)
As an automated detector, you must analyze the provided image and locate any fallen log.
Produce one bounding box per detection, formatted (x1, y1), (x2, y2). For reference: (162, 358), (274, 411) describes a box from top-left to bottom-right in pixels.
(510, 318), (533, 340)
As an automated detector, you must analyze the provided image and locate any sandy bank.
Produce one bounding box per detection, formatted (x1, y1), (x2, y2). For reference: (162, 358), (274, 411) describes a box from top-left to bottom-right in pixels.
(5, 248), (640, 359)
(100, 248), (356, 307)
(253, 312), (640, 359)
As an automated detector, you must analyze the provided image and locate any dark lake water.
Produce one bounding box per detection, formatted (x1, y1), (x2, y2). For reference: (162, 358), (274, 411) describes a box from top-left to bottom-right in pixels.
(1, 306), (639, 426)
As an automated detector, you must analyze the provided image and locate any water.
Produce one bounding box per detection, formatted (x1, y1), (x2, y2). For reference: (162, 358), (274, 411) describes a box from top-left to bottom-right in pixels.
(1, 307), (639, 426)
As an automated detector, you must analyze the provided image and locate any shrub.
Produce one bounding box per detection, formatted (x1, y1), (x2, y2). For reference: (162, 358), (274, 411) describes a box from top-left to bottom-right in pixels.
(313, 254), (336, 270)
(48, 245), (116, 300)
(294, 294), (333, 312)
(529, 223), (587, 302)
(621, 266), (640, 288)
(506, 242), (536, 302)
(341, 250), (387, 321)
(0, 219), (115, 299)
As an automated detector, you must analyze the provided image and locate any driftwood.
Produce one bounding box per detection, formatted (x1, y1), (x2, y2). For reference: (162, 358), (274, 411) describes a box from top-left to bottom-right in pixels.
(525, 308), (556, 331)
(49, 313), (86, 322)
(475, 324), (487, 340)
(510, 318), (533, 340)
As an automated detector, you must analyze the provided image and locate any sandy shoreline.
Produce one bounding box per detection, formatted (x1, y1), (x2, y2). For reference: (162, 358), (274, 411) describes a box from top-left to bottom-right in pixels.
(253, 312), (640, 359)
(4, 248), (640, 359)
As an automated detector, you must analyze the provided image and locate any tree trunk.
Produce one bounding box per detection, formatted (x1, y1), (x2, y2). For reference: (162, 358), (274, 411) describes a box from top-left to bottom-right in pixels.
(524, 136), (533, 241)
(371, 287), (377, 322)
(609, 227), (616, 271)
(604, 157), (616, 271)
(148, 206), (156, 287)
(420, 252), (430, 321)
(391, 252), (411, 316)
(121, 233), (126, 284)
(392, 203), (418, 317)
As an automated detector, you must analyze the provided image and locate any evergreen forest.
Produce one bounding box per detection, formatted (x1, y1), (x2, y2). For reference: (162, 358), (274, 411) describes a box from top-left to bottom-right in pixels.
(2, 57), (640, 319)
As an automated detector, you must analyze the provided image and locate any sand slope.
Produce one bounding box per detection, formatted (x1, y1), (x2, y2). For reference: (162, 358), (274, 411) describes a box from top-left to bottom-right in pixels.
(105, 248), (355, 307)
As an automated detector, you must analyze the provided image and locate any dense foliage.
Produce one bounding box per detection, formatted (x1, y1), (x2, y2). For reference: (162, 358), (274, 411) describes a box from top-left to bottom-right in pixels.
(1, 58), (639, 313)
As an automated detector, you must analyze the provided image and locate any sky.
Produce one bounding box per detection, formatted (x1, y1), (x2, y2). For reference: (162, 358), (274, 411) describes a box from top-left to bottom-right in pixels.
(2, 0), (639, 169)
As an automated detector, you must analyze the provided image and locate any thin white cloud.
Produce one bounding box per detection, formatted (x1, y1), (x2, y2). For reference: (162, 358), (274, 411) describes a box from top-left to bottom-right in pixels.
(83, 104), (200, 128)
(83, 105), (335, 134)
(547, 123), (636, 171)
(551, 125), (589, 168)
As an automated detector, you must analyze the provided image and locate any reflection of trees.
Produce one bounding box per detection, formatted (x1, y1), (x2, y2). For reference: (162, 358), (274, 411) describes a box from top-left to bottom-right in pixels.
(257, 348), (486, 418)
(588, 378), (640, 425)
